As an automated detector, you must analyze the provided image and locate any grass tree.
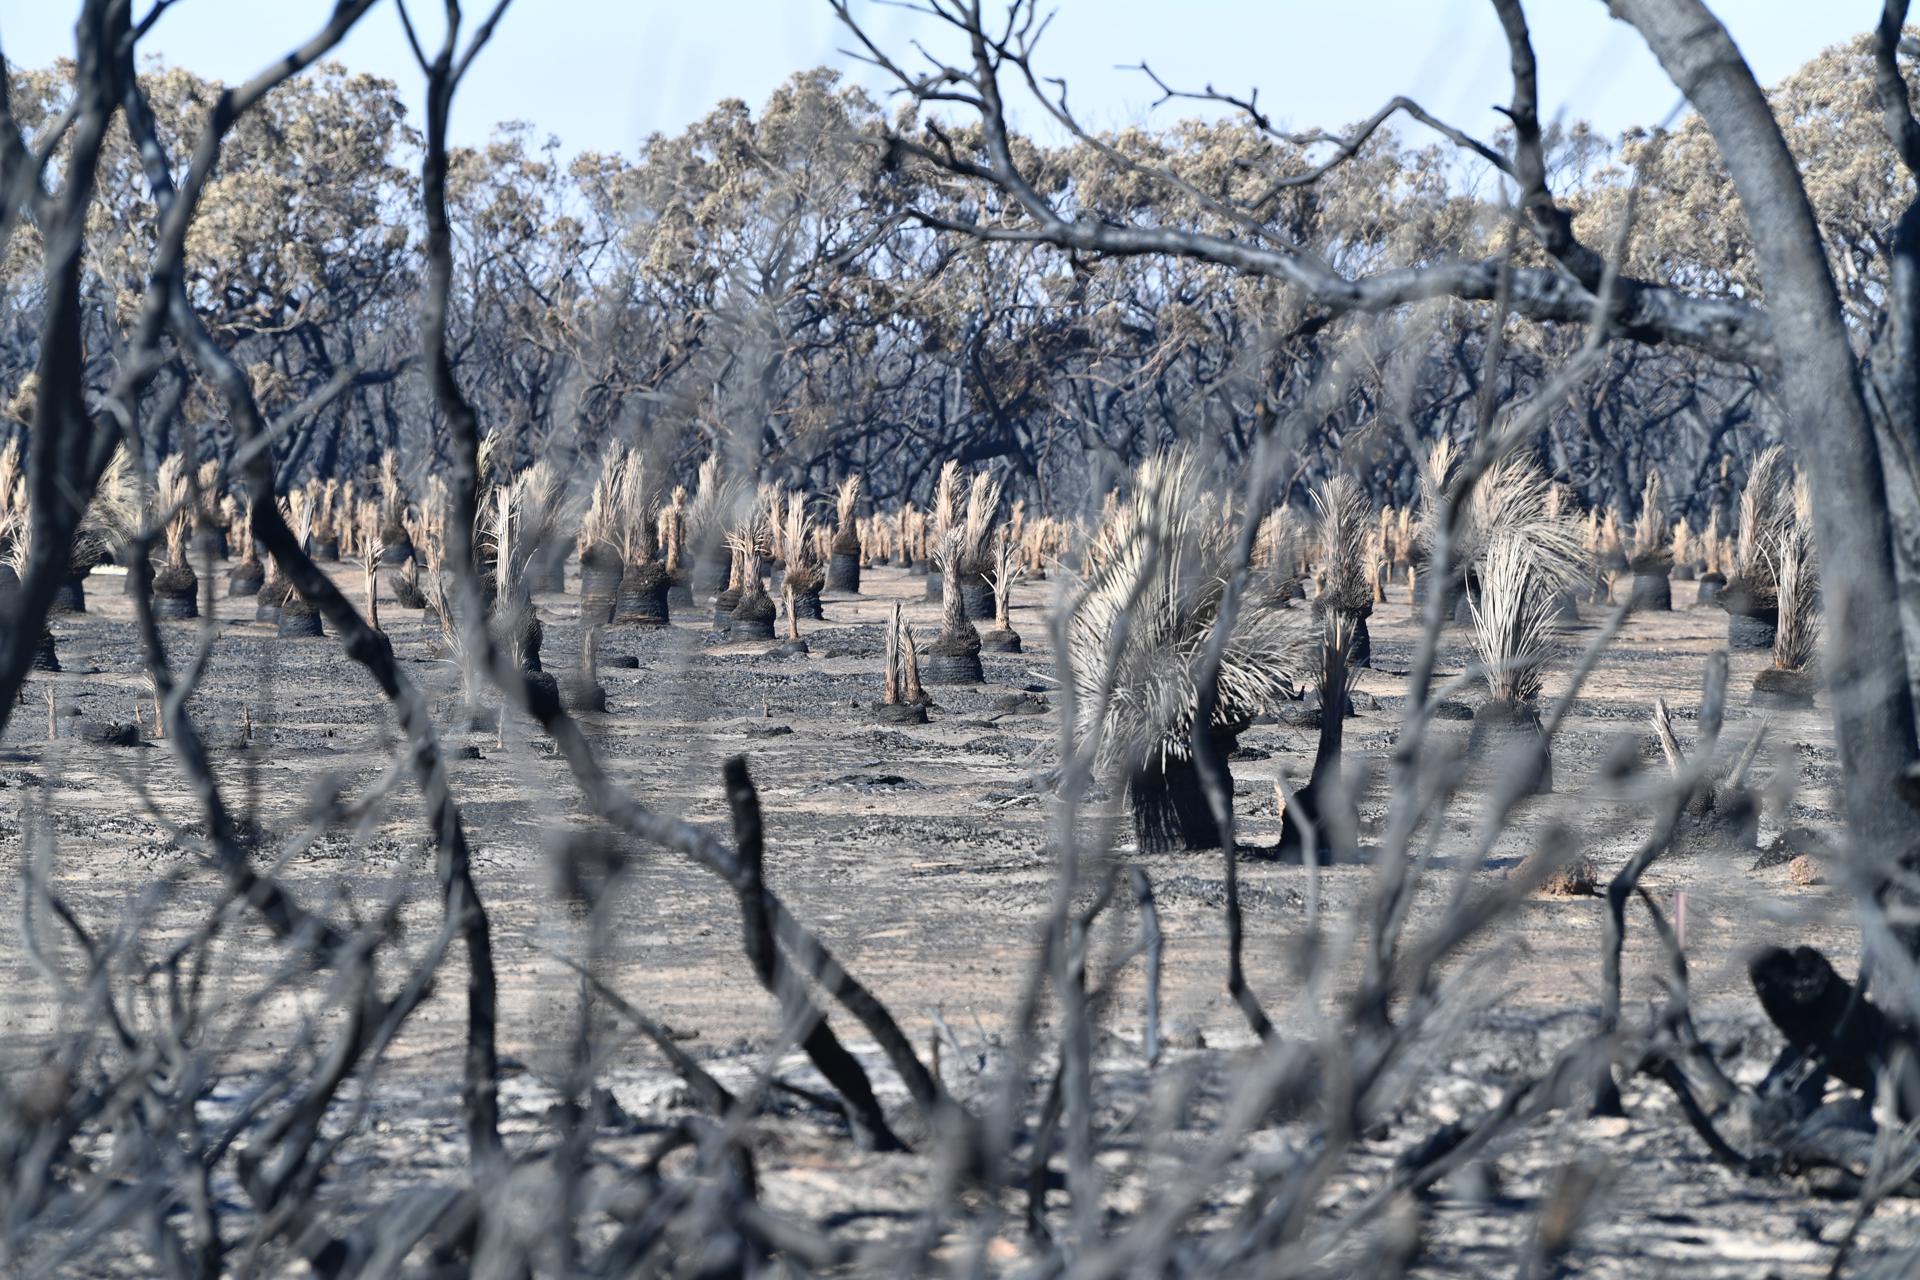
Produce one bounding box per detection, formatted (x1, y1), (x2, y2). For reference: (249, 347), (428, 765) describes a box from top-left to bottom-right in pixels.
(925, 460), (961, 601)
(227, 495), (264, 597)
(0, 513), (60, 674)
(511, 460), (567, 595)
(609, 449), (671, 629)
(376, 449), (412, 565)
(661, 484), (691, 605)
(726, 526), (776, 641)
(310, 477), (342, 561)
(1696, 507), (1729, 605)
(924, 528), (985, 684)
(684, 453), (738, 597)
(488, 484), (554, 701)
(1464, 475), (1588, 795)
(775, 491), (825, 619)
(1255, 504), (1306, 605)
(1280, 610), (1357, 858)
(357, 500), (383, 634)
(1755, 477), (1820, 707)
(1651, 693), (1764, 854)
(151, 455), (198, 620)
(873, 600), (930, 724)
(1071, 452), (1311, 853)
(1309, 473), (1373, 668)
(980, 527), (1023, 653)
(577, 449), (624, 621)
(826, 474), (862, 594)
(1722, 445), (1796, 650)
(1626, 471), (1674, 611)
(957, 470), (1003, 622)
(274, 492), (324, 638)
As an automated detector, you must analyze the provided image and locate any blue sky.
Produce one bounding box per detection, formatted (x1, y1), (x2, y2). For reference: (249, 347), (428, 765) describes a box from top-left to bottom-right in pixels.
(0, 1), (1877, 157)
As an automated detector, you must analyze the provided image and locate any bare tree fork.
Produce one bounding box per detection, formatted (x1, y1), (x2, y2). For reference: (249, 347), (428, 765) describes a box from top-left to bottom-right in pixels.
(721, 756), (905, 1152)
(1612, 0), (1920, 885)
(831, 0), (1776, 365)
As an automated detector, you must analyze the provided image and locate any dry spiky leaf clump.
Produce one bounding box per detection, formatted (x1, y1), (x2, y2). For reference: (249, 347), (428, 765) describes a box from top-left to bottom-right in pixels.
(1463, 459), (1587, 795)
(1727, 446), (1795, 613)
(1069, 451), (1312, 853)
(979, 527), (1023, 652)
(775, 491), (825, 618)
(1624, 472), (1675, 611)
(1756, 477), (1820, 706)
(1310, 473), (1373, 664)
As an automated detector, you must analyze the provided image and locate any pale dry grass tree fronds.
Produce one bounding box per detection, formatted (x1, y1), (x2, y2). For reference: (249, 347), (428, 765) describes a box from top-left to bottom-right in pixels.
(578, 448), (623, 563)
(377, 448), (404, 526)
(1732, 444), (1795, 599)
(662, 485), (688, 572)
(726, 525), (773, 619)
(1367, 525), (1389, 606)
(960, 469), (1003, 577)
(231, 496), (258, 567)
(901, 616), (926, 704)
(1, 510), (28, 579)
(832, 474), (862, 556)
(1253, 505), (1304, 595)
(1466, 524), (1584, 706)
(510, 458), (566, 581)
(935, 527), (974, 642)
(313, 476), (341, 545)
(155, 455), (193, 570)
(0, 438), (22, 518)
(1310, 473), (1372, 614)
(194, 457), (222, 531)
(986, 527), (1023, 633)
(1703, 507), (1727, 576)
(882, 601), (903, 705)
(931, 459), (961, 541)
(490, 484), (518, 601)
(778, 492), (824, 597)
(614, 447), (661, 566)
(1020, 517), (1051, 575)
(1769, 485), (1819, 674)
(74, 444), (140, 573)
(897, 501), (917, 565)
(1412, 433), (1462, 569)
(1627, 471), (1672, 572)
(685, 453), (747, 570)
(288, 487), (315, 553)
(359, 501), (383, 632)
